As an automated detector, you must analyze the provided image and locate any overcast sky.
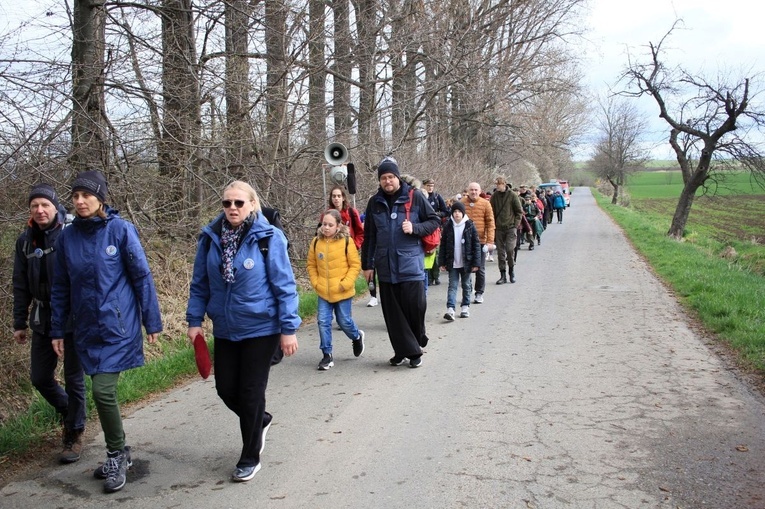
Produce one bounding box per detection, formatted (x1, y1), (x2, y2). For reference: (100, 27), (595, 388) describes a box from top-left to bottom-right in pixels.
(577, 0), (765, 159)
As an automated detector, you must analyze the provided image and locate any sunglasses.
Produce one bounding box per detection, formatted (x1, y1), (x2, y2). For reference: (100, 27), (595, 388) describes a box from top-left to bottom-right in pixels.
(222, 199), (246, 209)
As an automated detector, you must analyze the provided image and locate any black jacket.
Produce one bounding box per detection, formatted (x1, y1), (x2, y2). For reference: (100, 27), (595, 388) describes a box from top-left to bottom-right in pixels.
(13, 206), (69, 334)
(438, 218), (482, 270)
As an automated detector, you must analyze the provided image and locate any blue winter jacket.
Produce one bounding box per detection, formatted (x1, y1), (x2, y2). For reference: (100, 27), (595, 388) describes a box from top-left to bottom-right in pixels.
(361, 183), (440, 283)
(50, 207), (163, 375)
(186, 212), (301, 340)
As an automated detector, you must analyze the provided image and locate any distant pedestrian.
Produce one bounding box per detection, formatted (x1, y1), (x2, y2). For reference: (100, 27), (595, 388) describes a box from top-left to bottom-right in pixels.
(439, 201), (481, 320)
(490, 177), (523, 284)
(51, 170), (163, 493)
(186, 180), (300, 483)
(307, 209), (365, 370)
(13, 183), (86, 464)
(553, 190), (566, 224)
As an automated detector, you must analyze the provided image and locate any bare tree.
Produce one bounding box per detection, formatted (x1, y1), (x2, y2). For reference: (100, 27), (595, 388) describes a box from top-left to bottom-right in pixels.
(70, 0), (108, 172)
(590, 96), (648, 204)
(622, 27), (765, 238)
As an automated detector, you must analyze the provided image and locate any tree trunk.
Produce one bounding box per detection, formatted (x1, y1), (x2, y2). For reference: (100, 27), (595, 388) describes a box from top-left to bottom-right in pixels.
(70, 0), (108, 173)
(161, 0), (201, 221)
(264, 0), (289, 201)
(225, 0), (255, 178)
(667, 166), (708, 239)
(308, 0), (327, 149)
(333, 0), (352, 145)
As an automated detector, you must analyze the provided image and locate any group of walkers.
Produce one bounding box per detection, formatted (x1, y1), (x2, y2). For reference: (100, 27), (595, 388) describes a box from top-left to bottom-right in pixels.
(12, 160), (568, 492)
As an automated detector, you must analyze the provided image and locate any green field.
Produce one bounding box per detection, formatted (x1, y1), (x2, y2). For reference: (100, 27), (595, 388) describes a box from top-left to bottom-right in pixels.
(595, 169), (765, 377)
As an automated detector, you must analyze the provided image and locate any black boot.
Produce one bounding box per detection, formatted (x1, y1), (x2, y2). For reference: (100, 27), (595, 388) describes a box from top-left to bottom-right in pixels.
(509, 267), (516, 283)
(496, 271), (507, 285)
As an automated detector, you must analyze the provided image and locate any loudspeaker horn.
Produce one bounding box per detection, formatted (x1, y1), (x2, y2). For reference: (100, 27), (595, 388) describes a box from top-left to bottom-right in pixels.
(324, 143), (348, 165)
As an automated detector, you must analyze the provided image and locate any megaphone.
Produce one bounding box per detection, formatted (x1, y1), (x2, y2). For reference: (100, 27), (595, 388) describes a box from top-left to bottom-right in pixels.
(324, 143), (348, 165)
(329, 165), (347, 185)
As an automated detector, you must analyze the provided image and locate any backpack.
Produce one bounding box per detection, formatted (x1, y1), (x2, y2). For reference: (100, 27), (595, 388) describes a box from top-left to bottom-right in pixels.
(403, 189), (441, 253)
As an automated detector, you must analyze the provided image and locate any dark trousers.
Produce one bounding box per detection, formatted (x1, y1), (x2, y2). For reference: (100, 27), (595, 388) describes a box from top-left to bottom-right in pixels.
(30, 331), (86, 431)
(474, 247), (487, 294)
(495, 228), (518, 271)
(379, 281), (426, 358)
(214, 334), (280, 468)
(556, 208), (564, 222)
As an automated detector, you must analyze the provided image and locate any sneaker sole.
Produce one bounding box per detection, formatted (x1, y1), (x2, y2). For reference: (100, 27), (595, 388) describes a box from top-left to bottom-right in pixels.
(444, 314), (454, 321)
(389, 358), (406, 366)
(103, 477), (127, 493)
(317, 362), (334, 370)
(260, 420), (272, 455)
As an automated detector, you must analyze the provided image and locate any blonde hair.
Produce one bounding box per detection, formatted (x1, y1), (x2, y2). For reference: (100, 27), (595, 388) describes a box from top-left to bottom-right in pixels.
(223, 180), (261, 212)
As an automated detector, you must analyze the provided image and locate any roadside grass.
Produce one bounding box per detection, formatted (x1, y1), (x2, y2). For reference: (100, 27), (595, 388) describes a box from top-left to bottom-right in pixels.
(0, 276), (370, 462)
(594, 187), (765, 375)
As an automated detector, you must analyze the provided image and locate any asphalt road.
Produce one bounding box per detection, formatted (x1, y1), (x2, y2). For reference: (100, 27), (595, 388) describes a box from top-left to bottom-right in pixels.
(3, 188), (765, 509)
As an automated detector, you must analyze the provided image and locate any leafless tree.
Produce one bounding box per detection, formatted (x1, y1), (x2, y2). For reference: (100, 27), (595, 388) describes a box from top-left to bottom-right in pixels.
(590, 96), (649, 204)
(622, 26), (765, 239)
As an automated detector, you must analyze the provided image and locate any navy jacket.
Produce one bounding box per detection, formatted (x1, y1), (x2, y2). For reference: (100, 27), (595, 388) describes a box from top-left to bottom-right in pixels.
(51, 207), (163, 375)
(361, 183), (440, 283)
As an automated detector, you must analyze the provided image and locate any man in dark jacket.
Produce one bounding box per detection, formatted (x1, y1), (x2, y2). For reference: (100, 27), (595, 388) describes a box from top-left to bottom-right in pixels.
(490, 177), (524, 284)
(423, 178), (449, 286)
(12, 183), (86, 464)
(361, 157), (440, 368)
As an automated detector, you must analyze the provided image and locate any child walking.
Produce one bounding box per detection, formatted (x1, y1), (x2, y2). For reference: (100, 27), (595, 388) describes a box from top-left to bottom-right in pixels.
(307, 209), (365, 370)
(438, 202), (481, 320)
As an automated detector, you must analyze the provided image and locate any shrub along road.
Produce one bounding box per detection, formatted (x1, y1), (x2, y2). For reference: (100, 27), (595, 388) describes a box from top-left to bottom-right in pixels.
(3, 188), (765, 508)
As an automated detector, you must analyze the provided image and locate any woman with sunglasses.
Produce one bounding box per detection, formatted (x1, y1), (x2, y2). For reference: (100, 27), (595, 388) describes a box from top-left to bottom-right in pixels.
(186, 180), (300, 483)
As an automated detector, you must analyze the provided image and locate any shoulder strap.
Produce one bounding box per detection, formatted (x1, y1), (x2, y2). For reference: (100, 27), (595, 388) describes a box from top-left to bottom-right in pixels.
(404, 189), (413, 220)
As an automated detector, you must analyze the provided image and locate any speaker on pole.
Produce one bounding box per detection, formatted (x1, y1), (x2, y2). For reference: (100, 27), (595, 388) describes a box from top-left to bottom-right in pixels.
(346, 163), (357, 194)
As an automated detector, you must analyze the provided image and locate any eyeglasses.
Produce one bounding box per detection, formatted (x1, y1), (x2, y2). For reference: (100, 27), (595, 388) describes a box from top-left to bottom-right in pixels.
(222, 199), (246, 209)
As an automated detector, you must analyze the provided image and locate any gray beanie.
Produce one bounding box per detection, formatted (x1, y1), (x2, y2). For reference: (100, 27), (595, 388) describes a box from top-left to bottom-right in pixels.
(29, 183), (60, 209)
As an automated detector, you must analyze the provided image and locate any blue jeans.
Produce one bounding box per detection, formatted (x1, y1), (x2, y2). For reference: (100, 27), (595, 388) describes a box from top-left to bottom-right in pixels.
(446, 268), (473, 309)
(317, 297), (360, 354)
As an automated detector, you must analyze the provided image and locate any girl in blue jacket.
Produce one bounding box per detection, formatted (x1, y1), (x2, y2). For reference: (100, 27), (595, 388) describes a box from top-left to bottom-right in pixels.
(51, 170), (163, 494)
(186, 181), (300, 483)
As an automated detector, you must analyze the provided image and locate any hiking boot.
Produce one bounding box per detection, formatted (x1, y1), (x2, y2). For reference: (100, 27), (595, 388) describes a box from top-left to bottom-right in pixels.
(474, 293), (484, 304)
(94, 446), (132, 479)
(389, 356), (406, 366)
(318, 353), (334, 370)
(59, 428), (83, 464)
(509, 268), (516, 283)
(353, 330), (365, 357)
(102, 449), (130, 493)
(409, 356), (422, 368)
(496, 271), (507, 285)
(444, 308), (455, 321)
(460, 306), (470, 318)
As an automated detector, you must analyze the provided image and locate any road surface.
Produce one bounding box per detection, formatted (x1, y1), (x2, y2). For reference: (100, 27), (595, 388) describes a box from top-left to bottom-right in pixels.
(3, 187), (765, 508)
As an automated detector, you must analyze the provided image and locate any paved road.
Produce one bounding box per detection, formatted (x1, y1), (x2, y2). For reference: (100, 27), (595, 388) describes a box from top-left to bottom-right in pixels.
(3, 188), (765, 508)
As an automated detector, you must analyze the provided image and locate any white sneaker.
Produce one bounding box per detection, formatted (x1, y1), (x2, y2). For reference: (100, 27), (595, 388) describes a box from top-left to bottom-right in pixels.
(367, 297), (378, 307)
(474, 293), (484, 304)
(460, 306), (470, 318)
(444, 308), (455, 321)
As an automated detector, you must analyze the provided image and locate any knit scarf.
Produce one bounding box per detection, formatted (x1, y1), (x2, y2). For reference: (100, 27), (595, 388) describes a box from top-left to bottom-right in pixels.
(221, 218), (246, 283)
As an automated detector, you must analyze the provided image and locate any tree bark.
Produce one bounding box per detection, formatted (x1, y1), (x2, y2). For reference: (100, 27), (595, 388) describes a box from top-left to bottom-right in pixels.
(70, 0), (108, 173)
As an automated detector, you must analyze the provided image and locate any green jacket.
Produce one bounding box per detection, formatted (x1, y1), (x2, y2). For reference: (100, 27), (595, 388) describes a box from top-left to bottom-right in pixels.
(490, 189), (523, 230)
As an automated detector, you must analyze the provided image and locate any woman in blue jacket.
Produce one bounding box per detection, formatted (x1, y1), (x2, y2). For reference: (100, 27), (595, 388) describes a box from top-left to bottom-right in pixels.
(51, 170), (163, 494)
(186, 181), (300, 483)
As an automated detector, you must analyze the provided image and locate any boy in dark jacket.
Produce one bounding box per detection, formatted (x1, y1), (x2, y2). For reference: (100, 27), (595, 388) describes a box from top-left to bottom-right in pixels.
(438, 201), (481, 320)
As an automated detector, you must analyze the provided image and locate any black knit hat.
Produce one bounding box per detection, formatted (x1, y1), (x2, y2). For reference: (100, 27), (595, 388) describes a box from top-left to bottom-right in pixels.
(71, 170), (108, 203)
(451, 201), (466, 216)
(29, 183), (60, 209)
(377, 157), (400, 180)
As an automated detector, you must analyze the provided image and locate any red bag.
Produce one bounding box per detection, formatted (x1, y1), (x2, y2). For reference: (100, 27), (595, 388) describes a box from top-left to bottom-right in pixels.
(194, 333), (212, 379)
(404, 190), (441, 254)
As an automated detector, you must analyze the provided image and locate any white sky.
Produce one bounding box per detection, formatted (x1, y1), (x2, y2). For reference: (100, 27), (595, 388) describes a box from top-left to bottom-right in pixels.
(576, 0), (765, 159)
